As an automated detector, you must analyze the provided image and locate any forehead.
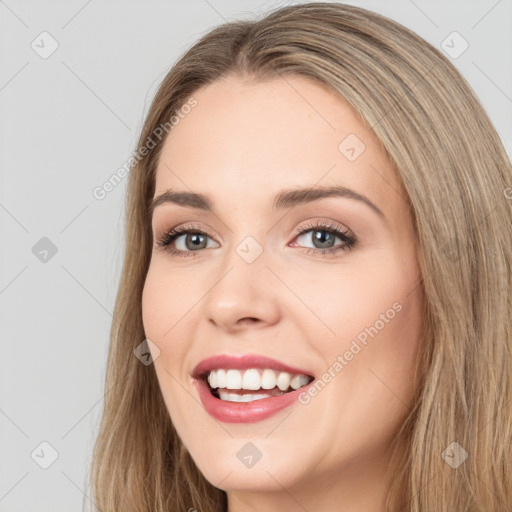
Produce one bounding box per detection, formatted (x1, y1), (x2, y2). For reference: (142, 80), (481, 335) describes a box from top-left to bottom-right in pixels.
(154, 75), (403, 212)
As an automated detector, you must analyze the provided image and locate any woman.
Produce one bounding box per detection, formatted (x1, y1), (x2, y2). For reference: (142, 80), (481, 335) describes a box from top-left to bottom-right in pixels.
(89, 2), (512, 511)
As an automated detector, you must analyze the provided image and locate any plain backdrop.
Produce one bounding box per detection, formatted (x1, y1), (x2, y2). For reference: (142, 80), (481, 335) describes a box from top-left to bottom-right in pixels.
(0, 0), (511, 510)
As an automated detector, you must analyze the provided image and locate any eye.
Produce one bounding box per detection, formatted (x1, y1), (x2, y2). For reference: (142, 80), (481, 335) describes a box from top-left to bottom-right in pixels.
(155, 223), (218, 258)
(290, 220), (356, 256)
(155, 220), (356, 258)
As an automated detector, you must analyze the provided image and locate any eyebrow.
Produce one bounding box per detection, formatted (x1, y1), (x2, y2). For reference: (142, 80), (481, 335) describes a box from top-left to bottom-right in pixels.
(148, 185), (385, 219)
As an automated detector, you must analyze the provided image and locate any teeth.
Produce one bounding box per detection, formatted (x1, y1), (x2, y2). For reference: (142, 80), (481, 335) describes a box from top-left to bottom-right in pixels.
(208, 370), (217, 389)
(218, 390), (284, 402)
(290, 374), (310, 389)
(276, 371), (291, 391)
(225, 369), (242, 389)
(261, 369), (276, 389)
(207, 368), (311, 392)
(242, 369), (261, 390)
(216, 369), (226, 388)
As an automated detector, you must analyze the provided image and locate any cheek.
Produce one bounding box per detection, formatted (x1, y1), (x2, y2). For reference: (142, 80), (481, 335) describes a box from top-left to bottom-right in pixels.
(141, 268), (166, 340)
(311, 251), (423, 386)
(141, 266), (196, 415)
(303, 266), (423, 452)
(306, 256), (417, 337)
(141, 260), (211, 395)
(142, 265), (185, 375)
(141, 262), (197, 341)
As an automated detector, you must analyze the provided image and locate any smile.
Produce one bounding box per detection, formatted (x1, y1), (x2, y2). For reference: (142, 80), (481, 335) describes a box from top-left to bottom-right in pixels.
(192, 353), (316, 423)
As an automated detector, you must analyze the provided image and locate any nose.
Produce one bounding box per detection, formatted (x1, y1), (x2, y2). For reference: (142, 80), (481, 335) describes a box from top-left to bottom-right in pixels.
(201, 243), (282, 334)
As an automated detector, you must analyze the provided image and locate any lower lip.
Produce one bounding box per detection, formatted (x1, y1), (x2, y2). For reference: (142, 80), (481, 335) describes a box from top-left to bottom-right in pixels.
(193, 377), (314, 423)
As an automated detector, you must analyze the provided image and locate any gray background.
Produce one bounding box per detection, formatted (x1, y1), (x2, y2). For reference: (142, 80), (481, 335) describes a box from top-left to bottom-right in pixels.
(0, 0), (510, 510)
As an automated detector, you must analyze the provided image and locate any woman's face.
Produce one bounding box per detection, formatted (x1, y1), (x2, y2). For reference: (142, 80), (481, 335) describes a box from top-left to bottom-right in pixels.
(142, 75), (424, 509)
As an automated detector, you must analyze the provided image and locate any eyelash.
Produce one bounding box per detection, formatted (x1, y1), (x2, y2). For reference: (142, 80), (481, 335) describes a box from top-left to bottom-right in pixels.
(155, 220), (357, 258)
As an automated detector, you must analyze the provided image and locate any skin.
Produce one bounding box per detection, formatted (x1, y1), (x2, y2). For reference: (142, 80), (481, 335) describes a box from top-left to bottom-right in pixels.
(142, 74), (424, 512)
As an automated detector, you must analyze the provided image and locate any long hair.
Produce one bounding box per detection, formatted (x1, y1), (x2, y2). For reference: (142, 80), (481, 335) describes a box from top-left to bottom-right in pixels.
(88, 3), (512, 510)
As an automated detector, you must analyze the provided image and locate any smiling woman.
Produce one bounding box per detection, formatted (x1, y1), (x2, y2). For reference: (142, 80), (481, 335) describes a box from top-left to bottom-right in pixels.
(89, 2), (512, 512)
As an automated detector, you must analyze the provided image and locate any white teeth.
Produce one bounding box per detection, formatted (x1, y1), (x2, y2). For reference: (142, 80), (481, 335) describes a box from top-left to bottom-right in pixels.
(218, 390), (282, 402)
(216, 369), (226, 388)
(225, 369), (242, 389)
(208, 370), (217, 389)
(261, 369), (277, 389)
(206, 368), (311, 392)
(290, 374), (310, 390)
(242, 369), (261, 390)
(276, 371), (291, 391)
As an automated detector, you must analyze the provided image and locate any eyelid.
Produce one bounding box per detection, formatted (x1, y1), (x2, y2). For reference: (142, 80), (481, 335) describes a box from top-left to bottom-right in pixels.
(155, 221), (221, 242)
(290, 218), (354, 239)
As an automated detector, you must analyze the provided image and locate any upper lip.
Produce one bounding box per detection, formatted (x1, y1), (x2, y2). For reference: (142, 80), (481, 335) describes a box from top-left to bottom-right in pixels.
(192, 353), (315, 380)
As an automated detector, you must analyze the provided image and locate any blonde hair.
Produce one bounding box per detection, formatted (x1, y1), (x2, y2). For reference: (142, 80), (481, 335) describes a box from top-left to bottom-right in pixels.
(89, 2), (512, 511)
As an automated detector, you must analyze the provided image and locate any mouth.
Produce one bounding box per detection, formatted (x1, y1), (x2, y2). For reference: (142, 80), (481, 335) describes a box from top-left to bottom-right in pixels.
(191, 354), (316, 423)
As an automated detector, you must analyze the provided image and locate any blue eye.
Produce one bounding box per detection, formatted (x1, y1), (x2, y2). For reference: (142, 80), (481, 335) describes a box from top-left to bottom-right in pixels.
(156, 224), (215, 257)
(291, 221), (356, 256)
(156, 221), (356, 258)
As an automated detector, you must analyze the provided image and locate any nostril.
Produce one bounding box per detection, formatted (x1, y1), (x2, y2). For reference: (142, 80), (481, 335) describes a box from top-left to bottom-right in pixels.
(240, 317), (259, 324)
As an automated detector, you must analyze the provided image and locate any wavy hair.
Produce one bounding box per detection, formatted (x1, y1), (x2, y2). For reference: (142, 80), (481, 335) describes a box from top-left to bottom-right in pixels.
(89, 2), (512, 511)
